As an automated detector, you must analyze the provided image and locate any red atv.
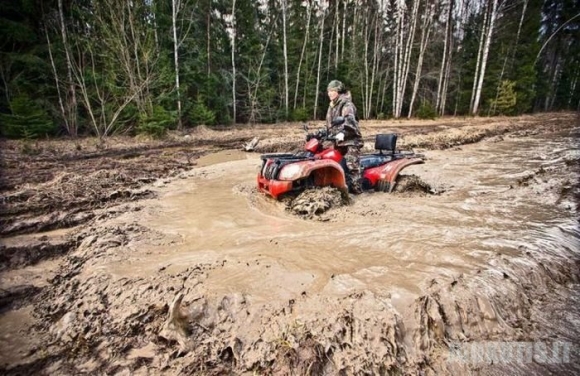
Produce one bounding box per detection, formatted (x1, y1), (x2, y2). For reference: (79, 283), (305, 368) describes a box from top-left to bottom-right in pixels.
(257, 117), (424, 199)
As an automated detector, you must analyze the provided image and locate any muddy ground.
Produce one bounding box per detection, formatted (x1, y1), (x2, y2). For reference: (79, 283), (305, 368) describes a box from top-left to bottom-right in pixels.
(0, 112), (579, 375)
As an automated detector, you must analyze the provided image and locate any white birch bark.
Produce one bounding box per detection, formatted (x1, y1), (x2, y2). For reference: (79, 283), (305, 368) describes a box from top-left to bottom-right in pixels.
(368, 13), (380, 119)
(397, 0), (419, 117)
(362, 15), (370, 119)
(439, 0), (455, 115)
(436, 0), (453, 114)
(231, 0), (237, 123)
(281, 0), (289, 117)
(469, 1), (488, 113)
(392, 4), (403, 117)
(472, 0), (498, 115)
(392, 0), (418, 118)
(293, 0), (312, 109)
(172, 0), (183, 128)
(334, 2), (340, 70)
(57, 0), (77, 136)
(313, 3), (326, 119)
(341, 0), (347, 60)
(408, 1), (433, 118)
(325, 4), (337, 75)
(207, 2), (212, 77)
(440, 44), (453, 114)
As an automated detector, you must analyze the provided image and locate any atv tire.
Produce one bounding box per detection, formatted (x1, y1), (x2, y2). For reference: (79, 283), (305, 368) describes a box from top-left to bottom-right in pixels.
(391, 175), (432, 193)
(375, 175), (432, 193)
(287, 187), (345, 218)
(374, 179), (391, 193)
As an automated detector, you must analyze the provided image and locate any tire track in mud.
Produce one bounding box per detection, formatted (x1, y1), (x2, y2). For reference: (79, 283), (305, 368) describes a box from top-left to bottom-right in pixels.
(3, 148), (579, 375)
(1, 114), (579, 374)
(3, 217), (577, 375)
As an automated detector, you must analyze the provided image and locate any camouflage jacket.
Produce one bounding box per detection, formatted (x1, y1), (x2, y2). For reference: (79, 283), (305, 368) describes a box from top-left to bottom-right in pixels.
(325, 92), (363, 146)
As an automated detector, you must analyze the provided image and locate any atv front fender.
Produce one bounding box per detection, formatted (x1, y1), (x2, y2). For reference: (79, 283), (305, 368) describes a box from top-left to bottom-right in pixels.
(376, 157), (424, 192)
(278, 159), (347, 190)
(258, 159), (347, 199)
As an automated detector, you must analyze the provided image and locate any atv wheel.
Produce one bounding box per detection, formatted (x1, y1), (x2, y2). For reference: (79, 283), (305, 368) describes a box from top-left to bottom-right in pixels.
(374, 179), (391, 193)
(287, 187), (346, 218)
(392, 174), (432, 193)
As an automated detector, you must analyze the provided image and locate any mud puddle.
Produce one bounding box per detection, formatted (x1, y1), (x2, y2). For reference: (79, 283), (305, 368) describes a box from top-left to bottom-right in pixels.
(1, 126), (579, 374)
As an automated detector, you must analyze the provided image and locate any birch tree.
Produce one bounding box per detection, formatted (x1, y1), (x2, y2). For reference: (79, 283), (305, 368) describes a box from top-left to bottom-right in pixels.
(313, 1), (327, 119)
(293, 0), (312, 109)
(436, 0), (455, 115)
(408, 1), (433, 118)
(392, 0), (419, 118)
(471, 0), (499, 115)
(56, 0), (78, 136)
(281, 0), (289, 117)
(68, 0), (160, 136)
(172, 0), (182, 128)
(171, 0), (196, 128)
(228, 0), (237, 123)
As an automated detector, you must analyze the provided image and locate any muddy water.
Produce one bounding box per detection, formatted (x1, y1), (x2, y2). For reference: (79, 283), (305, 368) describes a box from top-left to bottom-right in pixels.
(1, 128), (578, 374)
(99, 130), (579, 312)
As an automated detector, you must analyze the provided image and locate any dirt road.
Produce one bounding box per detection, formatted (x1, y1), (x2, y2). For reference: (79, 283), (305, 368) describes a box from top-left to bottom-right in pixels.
(1, 113), (579, 375)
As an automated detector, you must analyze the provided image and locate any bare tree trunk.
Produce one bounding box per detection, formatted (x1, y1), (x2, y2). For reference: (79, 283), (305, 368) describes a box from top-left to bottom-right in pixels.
(511, 0), (528, 70)
(172, 0), (183, 129)
(334, 2), (340, 71)
(313, 2), (327, 119)
(362, 15), (370, 119)
(437, 0), (454, 115)
(440, 43), (453, 115)
(398, 0), (419, 117)
(393, 0), (419, 118)
(248, 22), (275, 123)
(231, 0), (237, 123)
(57, 0), (77, 136)
(293, 0), (312, 109)
(472, 0), (498, 115)
(44, 26), (69, 134)
(392, 5), (403, 118)
(281, 0), (289, 118)
(341, 0), (346, 60)
(545, 57), (562, 111)
(470, 1), (488, 113)
(207, 1), (211, 77)
(368, 12), (380, 119)
(568, 65), (578, 108)
(127, 1), (145, 109)
(408, 1), (433, 118)
(325, 4), (337, 76)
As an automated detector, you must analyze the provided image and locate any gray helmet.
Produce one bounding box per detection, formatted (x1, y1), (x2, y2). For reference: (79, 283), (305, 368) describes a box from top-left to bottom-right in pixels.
(327, 80), (345, 93)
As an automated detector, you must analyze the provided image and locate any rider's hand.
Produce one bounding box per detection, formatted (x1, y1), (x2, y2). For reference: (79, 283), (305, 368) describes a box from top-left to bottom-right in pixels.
(335, 132), (345, 142)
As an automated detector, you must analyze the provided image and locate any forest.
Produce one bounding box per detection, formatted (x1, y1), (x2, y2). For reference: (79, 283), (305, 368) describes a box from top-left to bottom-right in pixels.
(0, 0), (578, 138)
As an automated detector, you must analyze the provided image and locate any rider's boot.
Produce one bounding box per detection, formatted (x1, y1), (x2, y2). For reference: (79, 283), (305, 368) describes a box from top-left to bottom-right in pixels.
(348, 176), (363, 194)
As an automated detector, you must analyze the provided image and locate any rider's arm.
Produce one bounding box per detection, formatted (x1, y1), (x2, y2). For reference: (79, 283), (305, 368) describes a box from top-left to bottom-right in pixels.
(340, 102), (359, 133)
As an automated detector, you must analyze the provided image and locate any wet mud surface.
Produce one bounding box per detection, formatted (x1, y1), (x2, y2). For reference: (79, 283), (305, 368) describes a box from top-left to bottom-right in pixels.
(1, 113), (579, 375)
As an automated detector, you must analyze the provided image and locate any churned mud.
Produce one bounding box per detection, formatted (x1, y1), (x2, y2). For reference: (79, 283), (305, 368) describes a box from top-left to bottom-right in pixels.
(0, 113), (579, 375)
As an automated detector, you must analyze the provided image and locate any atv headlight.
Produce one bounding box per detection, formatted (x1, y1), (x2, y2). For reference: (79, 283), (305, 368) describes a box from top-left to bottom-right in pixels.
(278, 164), (303, 180)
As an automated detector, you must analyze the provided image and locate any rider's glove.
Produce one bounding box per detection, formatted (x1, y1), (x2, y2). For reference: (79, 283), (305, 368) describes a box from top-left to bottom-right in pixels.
(335, 132), (345, 142)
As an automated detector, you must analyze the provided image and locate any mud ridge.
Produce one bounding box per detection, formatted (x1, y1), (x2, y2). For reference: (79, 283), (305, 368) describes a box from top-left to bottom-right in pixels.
(1, 113), (579, 374)
(4, 216), (576, 375)
(0, 169), (156, 236)
(0, 237), (76, 271)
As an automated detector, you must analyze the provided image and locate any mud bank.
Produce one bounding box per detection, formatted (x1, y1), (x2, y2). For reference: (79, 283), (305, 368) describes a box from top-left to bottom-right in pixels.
(1, 114), (579, 375)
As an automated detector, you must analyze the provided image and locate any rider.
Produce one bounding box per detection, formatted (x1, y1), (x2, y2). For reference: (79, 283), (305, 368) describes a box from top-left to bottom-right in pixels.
(325, 80), (364, 194)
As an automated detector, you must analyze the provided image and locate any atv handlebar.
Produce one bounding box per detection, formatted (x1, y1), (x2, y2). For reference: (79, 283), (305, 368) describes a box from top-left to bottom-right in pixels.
(306, 128), (343, 142)
(303, 123), (340, 142)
